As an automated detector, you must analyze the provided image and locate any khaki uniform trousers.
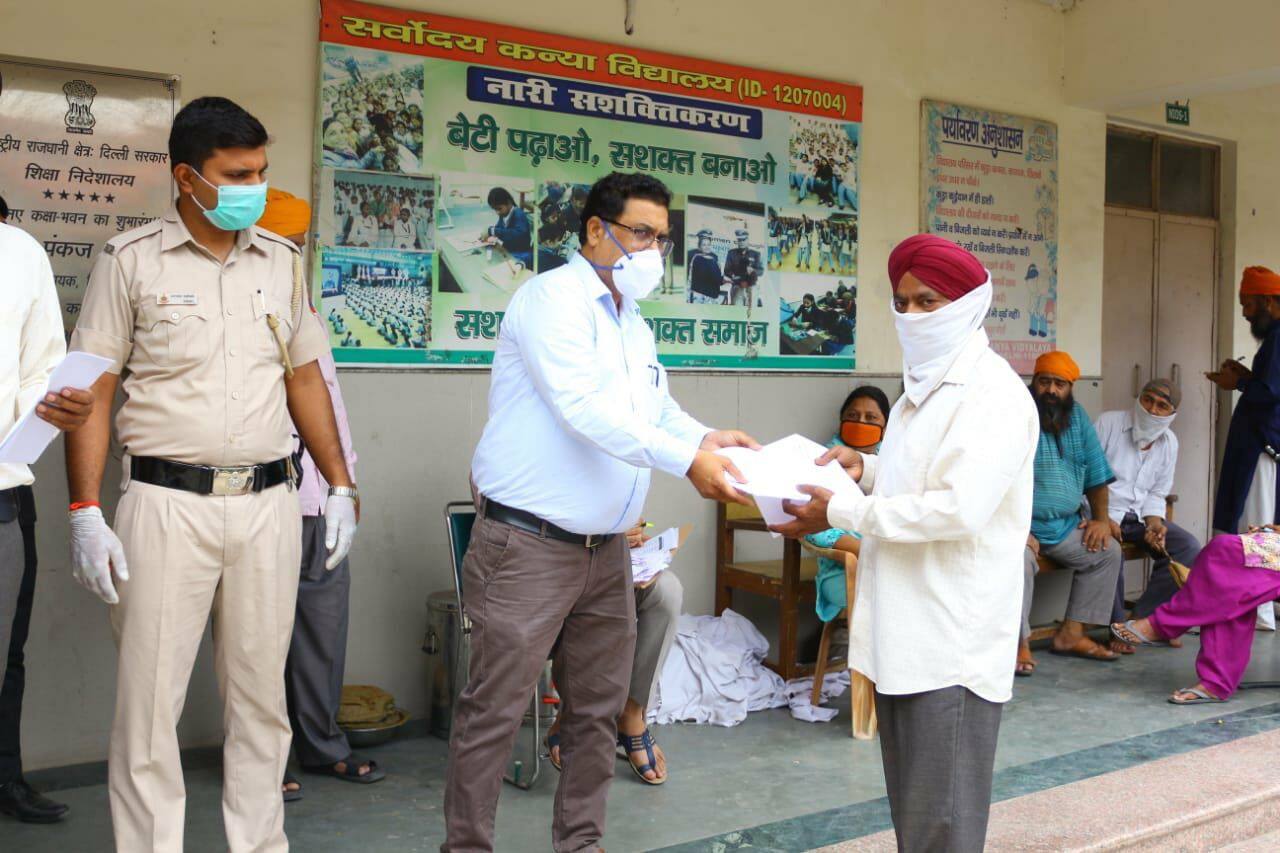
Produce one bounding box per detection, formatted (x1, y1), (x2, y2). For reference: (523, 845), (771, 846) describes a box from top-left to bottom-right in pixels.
(108, 479), (302, 853)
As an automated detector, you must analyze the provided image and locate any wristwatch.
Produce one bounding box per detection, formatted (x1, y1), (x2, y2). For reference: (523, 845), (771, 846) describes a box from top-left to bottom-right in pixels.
(329, 485), (360, 512)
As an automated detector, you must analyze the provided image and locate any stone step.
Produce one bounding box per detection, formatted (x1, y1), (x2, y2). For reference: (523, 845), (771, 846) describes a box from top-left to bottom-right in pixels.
(1212, 829), (1280, 851)
(815, 727), (1280, 852)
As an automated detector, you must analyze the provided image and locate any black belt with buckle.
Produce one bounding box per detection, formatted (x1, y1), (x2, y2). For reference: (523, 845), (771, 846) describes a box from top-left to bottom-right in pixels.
(482, 498), (615, 549)
(131, 456), (294, 496)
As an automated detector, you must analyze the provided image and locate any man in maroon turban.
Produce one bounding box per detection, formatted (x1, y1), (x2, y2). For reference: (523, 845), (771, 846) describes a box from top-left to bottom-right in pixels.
(775, 235), (1039, 852)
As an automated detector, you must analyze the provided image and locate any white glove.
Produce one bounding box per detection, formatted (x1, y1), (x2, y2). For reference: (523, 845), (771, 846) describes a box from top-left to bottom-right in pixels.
(69, 506), (129, 604)
(323, 494), (357, 571)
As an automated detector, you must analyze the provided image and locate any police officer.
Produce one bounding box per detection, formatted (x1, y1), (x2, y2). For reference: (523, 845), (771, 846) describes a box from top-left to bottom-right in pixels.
(723, 228), (763, 307)
(65, 97), (358, 853)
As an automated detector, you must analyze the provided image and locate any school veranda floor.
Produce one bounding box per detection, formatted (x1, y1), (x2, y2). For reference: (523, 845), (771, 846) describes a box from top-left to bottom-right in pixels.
(8, 631), (1280, 851)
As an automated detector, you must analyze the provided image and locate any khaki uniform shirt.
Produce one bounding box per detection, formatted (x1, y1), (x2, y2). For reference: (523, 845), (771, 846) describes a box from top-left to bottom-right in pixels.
(71, 204), (329, 467)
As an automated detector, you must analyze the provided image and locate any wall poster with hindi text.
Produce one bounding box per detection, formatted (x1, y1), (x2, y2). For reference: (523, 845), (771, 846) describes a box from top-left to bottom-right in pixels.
(315, 0), (863, 369)
(0, 57), (177, 333)
(920, 100), (1058, 374)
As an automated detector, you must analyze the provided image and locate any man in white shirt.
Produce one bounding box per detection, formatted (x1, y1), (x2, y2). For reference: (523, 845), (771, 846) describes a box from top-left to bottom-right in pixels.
(1095, 379), (1201, 637)
(775, 234), (1038, 853)
(443, 172), (757, 853)
(0, 215), (95, 824)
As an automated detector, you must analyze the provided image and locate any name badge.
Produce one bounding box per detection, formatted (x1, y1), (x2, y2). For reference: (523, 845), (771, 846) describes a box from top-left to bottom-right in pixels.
(157, 293), (198, 306)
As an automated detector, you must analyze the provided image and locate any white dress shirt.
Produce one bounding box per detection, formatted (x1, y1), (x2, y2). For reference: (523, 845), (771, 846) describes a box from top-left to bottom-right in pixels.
(827, 329), (1038, 703)
(0, 223), (66, 490)
(1094, 408), (1177, 523)
(471, 252), (709, 534)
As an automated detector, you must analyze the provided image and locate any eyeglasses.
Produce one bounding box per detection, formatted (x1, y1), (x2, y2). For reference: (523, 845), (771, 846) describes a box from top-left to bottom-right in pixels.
(602, 218), (674, 258)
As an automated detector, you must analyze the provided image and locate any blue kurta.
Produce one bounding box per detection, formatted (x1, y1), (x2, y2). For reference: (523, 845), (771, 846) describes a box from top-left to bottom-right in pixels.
(1215, 323), (1280, 531)
(1030, 402), (1115, 546)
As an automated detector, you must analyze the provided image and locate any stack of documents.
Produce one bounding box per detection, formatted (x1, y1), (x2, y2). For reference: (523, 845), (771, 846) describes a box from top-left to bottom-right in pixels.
(630, 525), (685, 585)
(715, 434), (861, 535)
(0, 352), (113, 464)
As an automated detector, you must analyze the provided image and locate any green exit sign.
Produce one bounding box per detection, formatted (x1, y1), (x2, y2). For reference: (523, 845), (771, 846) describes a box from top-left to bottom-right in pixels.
(1166, 102), (1190, 125)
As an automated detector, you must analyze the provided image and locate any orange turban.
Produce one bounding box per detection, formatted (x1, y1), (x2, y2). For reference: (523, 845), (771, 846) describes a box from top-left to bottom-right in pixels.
(1034, 350), (1080, 383)
(257, 188), (312, 239)
(1240, 266), (1280, 296)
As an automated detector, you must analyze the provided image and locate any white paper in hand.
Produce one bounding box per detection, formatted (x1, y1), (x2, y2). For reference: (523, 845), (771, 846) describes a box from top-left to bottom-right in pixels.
(0, 352), (113, 464)
(715, 434), (860, 534)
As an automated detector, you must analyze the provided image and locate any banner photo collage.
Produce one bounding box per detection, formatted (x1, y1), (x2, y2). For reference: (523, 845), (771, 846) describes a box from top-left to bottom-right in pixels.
(920, 100), (1059, 374)
(314, 0), (863, 369)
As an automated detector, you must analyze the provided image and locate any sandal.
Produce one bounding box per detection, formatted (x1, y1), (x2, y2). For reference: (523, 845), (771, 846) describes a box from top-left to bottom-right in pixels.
(545, 731), (562, 772)
(617, 729), (665, 786)
(1111, 620), (1169, 647)
(282, 772), (303, 802)
(1015, 648), (1037, 678)
(1049, 636), (1119, 662)
(301, 753), (386, 784)
(1169, 685), (1226, 705)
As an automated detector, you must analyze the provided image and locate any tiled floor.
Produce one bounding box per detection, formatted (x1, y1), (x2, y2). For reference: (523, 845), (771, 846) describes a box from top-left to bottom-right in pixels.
(6, 632), (1280, 851)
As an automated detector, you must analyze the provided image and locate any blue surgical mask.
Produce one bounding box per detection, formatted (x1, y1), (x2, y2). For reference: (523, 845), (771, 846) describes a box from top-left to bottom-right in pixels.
(190, 170), (268, 232)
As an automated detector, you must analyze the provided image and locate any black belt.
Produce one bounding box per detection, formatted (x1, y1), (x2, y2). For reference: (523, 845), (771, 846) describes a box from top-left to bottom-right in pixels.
(482, 498), (615, 549)
(130, 456), (294, 496)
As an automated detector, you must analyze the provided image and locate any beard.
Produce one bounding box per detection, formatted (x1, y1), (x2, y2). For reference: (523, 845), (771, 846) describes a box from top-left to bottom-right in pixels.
(1032, 386), (1074, 435)
(1251, 312), (1273, 341)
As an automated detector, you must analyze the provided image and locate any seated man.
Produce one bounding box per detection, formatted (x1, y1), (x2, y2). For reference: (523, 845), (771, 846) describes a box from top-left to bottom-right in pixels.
(1095, 379), (1201, 649)
(1020, 350), (1124, 675)
(546, 519), (682, 785)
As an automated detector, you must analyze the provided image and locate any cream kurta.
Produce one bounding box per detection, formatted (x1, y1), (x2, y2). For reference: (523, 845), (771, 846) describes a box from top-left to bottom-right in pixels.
(829, 329), (1038, 703)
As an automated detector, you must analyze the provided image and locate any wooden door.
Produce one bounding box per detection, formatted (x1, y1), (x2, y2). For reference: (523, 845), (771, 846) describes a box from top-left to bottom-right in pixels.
(1155, 216), (1219, 544)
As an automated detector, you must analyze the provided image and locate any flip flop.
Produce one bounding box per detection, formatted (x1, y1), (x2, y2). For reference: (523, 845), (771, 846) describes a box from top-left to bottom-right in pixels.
(1015, 650), (1037, 678)
(617, 729), (665, 786)
(544, 731), (562, 772)
(301, 753), (386, 784)
(1049, 637), (1119, 662)
(282, 772), (303, 802)
(1111, 620), (1169, 647)
(1169, 686), (1226, 705)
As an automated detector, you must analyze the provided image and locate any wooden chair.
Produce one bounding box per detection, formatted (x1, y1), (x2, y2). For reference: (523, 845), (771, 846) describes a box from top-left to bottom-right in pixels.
(798, 540), (857, 707)
(1027, 495), (1178, 641)
(714, 501), (820, 681)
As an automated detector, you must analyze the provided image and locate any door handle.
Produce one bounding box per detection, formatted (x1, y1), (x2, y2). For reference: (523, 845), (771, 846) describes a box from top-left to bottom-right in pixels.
(1132, 364), (1140, 397)
(1171, 363), (1181, 388)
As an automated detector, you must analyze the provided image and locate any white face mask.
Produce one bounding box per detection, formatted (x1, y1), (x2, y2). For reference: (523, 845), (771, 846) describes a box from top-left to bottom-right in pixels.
(592, 224), (665, 301)
(1133, 398), (1176, 446)
(893, 276), (993, 404)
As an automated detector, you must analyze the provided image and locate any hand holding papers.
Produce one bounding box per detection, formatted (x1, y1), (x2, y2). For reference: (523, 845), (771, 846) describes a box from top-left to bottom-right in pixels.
(630, 524), (692, 587)
(714, 434), (863, 537)
(0, 352), (112, 464)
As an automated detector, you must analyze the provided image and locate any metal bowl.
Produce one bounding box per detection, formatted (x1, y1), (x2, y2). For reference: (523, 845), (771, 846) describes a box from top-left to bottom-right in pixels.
(339, 708), (410, 748)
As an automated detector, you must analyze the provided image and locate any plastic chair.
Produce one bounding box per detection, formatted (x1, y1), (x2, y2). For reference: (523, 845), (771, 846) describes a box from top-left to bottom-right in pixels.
(443, 501), (546, 789)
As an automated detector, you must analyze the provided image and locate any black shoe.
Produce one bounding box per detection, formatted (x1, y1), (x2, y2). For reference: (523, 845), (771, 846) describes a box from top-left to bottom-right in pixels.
(0, 779), (70, 823)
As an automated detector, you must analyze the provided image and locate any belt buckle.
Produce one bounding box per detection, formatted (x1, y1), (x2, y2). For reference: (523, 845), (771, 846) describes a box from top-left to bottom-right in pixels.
(584, 534), (602, 550)
(211, 466), (255, 496)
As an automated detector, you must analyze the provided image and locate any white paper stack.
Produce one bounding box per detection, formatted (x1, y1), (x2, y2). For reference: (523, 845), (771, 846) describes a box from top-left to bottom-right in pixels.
(715, 434), (861, 535)
(0, 352), (113, 464)
(631, 525), (680, 585)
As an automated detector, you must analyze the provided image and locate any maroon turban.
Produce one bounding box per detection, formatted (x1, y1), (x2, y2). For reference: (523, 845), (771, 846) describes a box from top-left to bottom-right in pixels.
(887, 234), (988, 300)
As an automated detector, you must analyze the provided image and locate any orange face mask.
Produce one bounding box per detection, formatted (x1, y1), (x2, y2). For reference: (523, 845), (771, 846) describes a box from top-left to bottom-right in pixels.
(841, 420), (883, 449)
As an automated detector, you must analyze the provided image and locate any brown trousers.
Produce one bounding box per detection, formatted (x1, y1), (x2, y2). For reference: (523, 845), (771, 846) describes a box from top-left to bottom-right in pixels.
(442, 506), (635, 853)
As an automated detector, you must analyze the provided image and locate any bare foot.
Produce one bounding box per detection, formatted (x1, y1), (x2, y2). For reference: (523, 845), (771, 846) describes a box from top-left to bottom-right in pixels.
(282, 778), (301, 796)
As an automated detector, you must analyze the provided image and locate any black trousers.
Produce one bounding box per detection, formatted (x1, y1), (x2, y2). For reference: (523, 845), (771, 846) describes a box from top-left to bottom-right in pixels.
(0, 486), (37, 784)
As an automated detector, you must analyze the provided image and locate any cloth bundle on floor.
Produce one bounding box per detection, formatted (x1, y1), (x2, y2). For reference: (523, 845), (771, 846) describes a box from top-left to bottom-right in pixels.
(647, 609), (788, 726)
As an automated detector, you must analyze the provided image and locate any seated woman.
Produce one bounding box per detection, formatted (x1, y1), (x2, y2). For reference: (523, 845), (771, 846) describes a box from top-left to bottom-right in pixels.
(1112, 526), (1280, 704)
(806, 385), (892, 621)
